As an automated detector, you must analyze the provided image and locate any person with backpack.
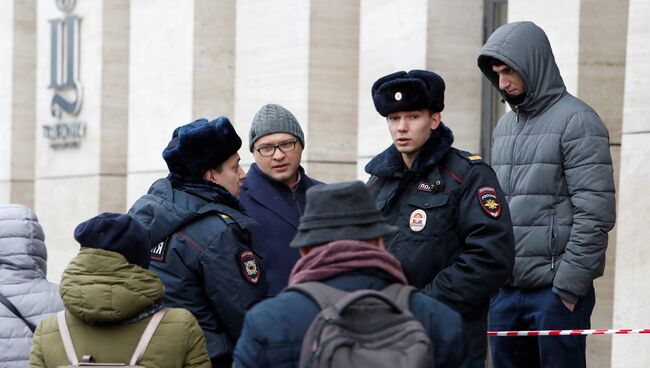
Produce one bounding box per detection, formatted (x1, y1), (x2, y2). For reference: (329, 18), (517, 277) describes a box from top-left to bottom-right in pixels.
(0, 204), (63, 367)
(128, 117), (268, 367)
(28, 212), (210, 367)
(233, 181), (468, 368)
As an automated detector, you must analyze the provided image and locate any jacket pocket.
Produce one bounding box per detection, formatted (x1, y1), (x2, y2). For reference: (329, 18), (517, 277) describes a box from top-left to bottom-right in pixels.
(548, 210), (559, 270)
(403, 193), (451, 239)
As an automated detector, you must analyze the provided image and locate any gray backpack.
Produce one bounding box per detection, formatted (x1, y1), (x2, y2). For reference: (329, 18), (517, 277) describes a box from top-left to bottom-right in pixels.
(287, 282), (434, 368)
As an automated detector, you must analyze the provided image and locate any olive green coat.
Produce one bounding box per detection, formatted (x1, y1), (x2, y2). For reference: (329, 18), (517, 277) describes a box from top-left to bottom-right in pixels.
(29, 248), (210, 368)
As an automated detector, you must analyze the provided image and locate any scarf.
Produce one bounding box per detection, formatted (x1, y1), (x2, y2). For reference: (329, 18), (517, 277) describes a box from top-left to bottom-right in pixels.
(289, 239), (407, 285)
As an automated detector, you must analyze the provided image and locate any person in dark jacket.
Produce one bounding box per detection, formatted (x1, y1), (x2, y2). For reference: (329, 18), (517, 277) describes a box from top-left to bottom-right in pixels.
(234, 181), (469, 368)
(240, 104), (322, 296)
(478, 22), (616, 368)
(365, 70), (515, 367)
(128, 117), (268, 367)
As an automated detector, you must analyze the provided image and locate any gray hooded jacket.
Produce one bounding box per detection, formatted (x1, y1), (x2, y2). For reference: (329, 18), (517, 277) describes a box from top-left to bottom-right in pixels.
(0, 204), (63, 367)
(477, 22), (616, 304)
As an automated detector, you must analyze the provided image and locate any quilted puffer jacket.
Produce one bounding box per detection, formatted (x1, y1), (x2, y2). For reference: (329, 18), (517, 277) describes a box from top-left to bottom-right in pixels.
(478, 21), (616, 303)
(28, 248), (211, 367)
(0, 204), (63, 367)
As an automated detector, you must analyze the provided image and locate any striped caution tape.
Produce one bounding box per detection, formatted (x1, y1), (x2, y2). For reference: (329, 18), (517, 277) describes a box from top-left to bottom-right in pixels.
(488, 329), (650, 337)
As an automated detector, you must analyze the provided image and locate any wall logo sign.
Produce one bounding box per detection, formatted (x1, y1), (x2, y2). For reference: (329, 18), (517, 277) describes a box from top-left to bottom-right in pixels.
(43, 0), (86, 149)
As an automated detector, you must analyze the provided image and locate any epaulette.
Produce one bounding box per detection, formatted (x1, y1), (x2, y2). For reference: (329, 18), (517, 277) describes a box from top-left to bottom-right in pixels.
(218, 212), (251, 244)
(455, 150), (483, 164)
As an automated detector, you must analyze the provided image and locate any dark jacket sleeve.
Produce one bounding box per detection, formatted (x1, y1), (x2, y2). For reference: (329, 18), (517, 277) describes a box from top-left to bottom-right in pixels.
(553, 110), (616, 303)
(233, 313), (269, 368)
(410, 294), (470, 367)
(424, 164), (515, 315)
(199, 228), (268, 341)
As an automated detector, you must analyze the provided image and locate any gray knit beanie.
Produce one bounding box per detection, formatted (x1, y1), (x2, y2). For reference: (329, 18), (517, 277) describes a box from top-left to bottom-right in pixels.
(249, 104), (305, 152)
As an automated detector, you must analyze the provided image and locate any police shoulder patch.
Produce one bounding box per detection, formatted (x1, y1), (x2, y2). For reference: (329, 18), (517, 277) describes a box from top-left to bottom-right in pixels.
(238, 250), (262, 285)
(477, 186), (501, 218)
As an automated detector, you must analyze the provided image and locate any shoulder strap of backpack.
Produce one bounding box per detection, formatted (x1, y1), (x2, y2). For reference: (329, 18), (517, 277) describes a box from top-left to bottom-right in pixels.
(379, 284), (416, 315)
(57, 310), (79, 365)
(285, 282), (349, 309)
(129, 308), (168, 365)
(56, 309), (168, 366)
(0, 292), (36, 333)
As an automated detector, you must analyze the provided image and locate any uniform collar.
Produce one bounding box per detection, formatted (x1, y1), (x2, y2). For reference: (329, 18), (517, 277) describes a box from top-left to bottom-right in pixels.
(365, 122), (454, 178)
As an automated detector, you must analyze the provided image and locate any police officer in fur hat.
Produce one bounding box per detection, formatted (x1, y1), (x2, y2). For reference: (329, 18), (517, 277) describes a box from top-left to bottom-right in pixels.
(365, 70), (515, 367)
(128, 117), (267, 367)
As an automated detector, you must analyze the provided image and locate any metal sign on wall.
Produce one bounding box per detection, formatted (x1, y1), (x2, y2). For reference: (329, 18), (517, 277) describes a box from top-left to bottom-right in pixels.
(43, 0), (86, 149)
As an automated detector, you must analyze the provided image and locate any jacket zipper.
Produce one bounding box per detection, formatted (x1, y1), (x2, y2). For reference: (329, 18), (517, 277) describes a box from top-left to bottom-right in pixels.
(550, 210), (558, 270)
(509, 106), (524, 196)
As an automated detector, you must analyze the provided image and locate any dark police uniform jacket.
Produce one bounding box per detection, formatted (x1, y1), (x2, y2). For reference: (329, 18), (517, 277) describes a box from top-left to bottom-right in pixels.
(365, 123), (514, 320)
(128, 176), (268, 364)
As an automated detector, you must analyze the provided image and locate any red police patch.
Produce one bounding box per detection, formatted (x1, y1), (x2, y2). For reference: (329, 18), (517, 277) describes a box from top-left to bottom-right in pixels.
(477, 186), (501, 218)
(239, 250), (261, 285)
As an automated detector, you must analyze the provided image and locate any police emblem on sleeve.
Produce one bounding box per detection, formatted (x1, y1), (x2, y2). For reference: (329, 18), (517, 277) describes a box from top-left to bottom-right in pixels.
(239, 250), (261, 285)
(477, 186), (501, 218)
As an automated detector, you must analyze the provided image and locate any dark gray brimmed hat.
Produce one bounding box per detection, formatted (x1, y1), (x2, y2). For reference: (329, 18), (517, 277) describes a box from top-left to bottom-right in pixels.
(290, 181), (397, 248)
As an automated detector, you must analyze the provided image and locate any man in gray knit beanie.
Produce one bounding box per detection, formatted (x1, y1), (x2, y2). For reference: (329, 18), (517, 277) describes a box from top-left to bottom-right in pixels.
(240, 103), (322, 296)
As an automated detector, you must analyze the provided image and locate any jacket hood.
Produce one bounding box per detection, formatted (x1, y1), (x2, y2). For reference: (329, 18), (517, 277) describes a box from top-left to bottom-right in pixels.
(365, 122), (454, 178)
(128, 177), (239, 245)
(0, 204), (48, 283)
(60, 248), (164, 324)
(477, 21), (566, 115)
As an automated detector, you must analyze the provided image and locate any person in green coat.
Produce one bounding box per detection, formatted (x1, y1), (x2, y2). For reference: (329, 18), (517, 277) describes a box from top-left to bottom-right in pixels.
(28, 213), (211, 367)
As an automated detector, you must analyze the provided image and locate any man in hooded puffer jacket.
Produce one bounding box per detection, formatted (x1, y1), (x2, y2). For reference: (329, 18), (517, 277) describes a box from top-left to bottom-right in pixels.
(478, 21), (616, 367)
(0, 204), (63, 367)
(28, 213), (210, 367)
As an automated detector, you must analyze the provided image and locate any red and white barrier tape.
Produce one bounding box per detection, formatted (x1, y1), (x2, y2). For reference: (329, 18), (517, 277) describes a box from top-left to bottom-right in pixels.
(488, 329), (650, 337)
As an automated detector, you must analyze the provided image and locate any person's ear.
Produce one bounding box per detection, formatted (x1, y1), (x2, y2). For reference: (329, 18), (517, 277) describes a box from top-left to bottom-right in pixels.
(299, 246), (313, 257)
(430, 112), (441, 130)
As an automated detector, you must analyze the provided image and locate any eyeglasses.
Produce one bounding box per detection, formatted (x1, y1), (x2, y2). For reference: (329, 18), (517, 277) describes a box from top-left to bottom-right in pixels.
(254, 139), (297, 157)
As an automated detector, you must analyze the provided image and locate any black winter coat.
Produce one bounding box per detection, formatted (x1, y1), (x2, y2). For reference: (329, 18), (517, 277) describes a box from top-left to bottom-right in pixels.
(365, 124), (514, 320)
(240, 164), (322, 296)
(128, 176), (268, 363)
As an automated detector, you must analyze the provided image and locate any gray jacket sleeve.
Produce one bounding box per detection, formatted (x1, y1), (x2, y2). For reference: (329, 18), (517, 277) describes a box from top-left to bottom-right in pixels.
(553, 110), (616, 303)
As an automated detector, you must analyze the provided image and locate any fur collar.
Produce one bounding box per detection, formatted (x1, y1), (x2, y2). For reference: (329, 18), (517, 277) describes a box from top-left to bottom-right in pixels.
(365, 122), (454, 178)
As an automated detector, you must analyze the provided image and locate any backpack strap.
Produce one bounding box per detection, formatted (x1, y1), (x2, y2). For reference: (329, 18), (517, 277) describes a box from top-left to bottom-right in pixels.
(129, 308), (168, 365)
(285, 282), (349, 309)
(0, 292), (36, 333)
(57, 310), (79, 365)
(56, 308), (168, 366)
(380, 284), (416, 315)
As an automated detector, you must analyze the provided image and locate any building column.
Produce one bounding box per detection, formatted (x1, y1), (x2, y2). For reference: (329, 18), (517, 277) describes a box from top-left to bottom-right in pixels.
(356, 0), (483, 180)
(578, 1), (628, 366)
(236, 0), (360, 183)
(611, 0), (650, 366)
(426, 0), (483, 153)
(0, 0), (37, 207)
(126, 0), (236, 206)
(34, 0), (129, 283)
